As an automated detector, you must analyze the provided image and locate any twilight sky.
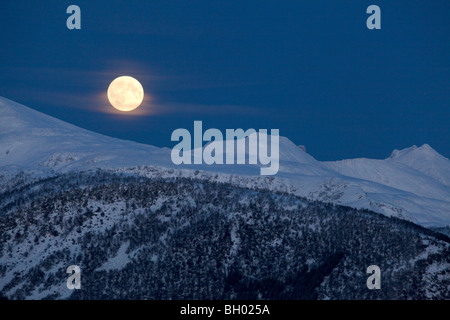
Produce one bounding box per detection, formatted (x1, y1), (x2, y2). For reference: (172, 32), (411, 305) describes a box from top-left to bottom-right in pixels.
(0, 0), (448, 160)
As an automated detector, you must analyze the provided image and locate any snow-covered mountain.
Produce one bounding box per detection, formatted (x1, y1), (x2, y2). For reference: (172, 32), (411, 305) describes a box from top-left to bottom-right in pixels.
(1, 96), (450, 228)
(2, 172), (449, 300)
(1, 96), (450, 300)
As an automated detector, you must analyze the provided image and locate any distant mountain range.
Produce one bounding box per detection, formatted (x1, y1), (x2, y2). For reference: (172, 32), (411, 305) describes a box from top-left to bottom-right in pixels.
(1, 96), (449, 228)
(1, 96), (449, 300)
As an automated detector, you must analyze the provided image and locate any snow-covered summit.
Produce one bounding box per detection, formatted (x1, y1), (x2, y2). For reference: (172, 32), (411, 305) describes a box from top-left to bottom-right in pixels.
(388, 144), (450, 187)
(390, 144), (439, 159)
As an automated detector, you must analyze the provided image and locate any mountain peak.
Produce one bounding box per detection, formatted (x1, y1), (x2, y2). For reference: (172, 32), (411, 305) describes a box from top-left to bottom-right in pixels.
(389, 143), (441, 160)
(417, 143), (434, 152)
(387, 143), (450, 187)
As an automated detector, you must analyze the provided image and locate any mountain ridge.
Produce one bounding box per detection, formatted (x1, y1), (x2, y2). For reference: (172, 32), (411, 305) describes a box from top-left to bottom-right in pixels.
(1, 171), (449, 299)
(1, 96), (449, 227)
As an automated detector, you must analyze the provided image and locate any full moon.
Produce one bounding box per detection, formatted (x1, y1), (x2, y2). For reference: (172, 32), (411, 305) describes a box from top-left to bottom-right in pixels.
(107, 76), (144, 112)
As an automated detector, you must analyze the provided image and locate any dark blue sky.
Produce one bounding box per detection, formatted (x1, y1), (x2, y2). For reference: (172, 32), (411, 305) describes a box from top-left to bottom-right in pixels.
(0, 0), (449, 160)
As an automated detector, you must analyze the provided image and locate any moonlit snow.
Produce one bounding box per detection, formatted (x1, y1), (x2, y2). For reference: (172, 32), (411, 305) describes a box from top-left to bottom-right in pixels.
(1, 96), (449, 228)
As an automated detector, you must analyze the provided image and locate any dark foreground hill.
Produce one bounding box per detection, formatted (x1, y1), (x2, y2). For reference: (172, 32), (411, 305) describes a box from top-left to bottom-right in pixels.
(0, 171), (449, 299)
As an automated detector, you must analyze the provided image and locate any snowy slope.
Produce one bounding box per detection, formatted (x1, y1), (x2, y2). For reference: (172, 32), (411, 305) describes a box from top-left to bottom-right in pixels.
(1, 172), (449, 299)
(0, 96), (170, 172)
(1, 96), (449, 227)
(325, 156), (450, 203)
(388, 144), (450, 187)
